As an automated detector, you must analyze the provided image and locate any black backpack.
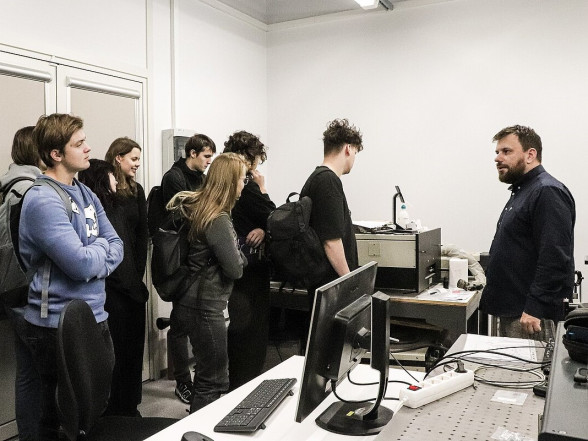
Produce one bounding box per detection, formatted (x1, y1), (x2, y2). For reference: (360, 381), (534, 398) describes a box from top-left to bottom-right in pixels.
(146, 185), (165, 237)
(151, 213), (193, 302)
(1, 178), (72, 309)
(147, 167), (186, 237)
(266, 192), (329, 288)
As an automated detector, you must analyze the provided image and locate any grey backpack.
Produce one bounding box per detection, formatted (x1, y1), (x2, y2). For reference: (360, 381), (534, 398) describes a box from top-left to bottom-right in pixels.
(0, 178), (72, 310)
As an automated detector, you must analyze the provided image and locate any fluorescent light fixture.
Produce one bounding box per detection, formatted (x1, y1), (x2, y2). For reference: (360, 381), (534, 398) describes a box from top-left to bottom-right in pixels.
(354, 0), (379, 10)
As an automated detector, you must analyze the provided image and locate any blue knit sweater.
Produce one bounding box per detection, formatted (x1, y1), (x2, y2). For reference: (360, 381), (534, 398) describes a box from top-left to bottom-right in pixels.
(19, 175), (123, 328)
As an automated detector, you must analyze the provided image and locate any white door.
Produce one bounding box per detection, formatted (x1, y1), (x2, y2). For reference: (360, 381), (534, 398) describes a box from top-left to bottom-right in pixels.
(56, 66), (145, 165)
(0, 52), (56, 168)
(56, 66), (151, 381)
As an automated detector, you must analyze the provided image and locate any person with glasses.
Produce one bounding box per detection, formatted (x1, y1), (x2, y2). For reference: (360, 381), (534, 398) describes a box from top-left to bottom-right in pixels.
(222, 130), (276, 391)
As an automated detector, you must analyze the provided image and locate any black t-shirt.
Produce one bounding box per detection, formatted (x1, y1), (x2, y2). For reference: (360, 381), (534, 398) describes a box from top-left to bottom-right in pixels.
(300, 166), (358, 282)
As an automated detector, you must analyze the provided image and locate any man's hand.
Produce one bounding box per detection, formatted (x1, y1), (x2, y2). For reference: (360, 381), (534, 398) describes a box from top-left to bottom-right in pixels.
(246, 228), (265, 248)
(520, 312), (542, 334)
(250, 169), (267, 193)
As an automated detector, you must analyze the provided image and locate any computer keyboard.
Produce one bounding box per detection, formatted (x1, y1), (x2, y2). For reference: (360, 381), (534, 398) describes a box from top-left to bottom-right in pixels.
(214, 378), (297, 433)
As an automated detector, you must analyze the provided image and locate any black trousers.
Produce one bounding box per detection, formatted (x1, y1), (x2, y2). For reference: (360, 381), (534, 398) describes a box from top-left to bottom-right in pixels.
(227, 263), (271, 391)
(104, 292), (146, 416)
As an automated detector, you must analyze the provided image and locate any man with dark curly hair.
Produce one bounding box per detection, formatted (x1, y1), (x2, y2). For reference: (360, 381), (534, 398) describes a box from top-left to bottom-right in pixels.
(222, 130), (275, 390)
(300, 118), (363, 310)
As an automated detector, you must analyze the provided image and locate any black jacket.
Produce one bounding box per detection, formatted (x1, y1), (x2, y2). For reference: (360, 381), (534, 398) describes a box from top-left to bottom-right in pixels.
(161, 158), (205, 205)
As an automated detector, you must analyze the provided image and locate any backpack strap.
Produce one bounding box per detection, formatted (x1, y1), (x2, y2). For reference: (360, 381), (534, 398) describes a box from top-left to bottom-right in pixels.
(31, 179), (74, 319)
(1, 176), (36, 202)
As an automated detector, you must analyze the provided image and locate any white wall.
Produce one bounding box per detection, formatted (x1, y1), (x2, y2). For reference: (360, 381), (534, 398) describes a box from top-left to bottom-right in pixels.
(267, 0), (588, 270)
(0, 0), (148, 74)
(173, 0), (268, 152)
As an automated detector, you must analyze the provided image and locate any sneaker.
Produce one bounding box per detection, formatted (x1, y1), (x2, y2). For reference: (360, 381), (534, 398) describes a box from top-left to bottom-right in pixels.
(175, 381), (193, 404)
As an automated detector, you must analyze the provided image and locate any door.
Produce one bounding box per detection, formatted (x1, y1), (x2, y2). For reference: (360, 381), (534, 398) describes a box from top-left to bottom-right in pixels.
(0, 51), (58, 441)
(0, 52), (151, 390)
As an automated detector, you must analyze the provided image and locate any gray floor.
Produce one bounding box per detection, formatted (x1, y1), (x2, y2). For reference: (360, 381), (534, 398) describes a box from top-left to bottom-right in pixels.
(138, 339), (301, 419)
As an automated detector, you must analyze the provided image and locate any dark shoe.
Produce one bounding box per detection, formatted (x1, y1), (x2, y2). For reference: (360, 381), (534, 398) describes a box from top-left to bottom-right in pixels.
(175, 381), (193, 404)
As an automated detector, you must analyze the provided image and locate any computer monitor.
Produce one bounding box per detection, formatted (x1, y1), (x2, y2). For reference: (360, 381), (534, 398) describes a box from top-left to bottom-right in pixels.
(295, 261), (392, 435)
(392, 185), (406, 230)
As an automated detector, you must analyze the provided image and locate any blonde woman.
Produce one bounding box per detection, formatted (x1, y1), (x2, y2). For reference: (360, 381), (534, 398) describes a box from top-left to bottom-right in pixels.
(104, 137), (149, 416)
(167, 152), (247, 412)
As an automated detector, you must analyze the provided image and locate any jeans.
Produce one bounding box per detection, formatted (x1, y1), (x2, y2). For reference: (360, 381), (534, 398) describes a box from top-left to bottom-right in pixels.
(169, 304), (193, 385)
(24, 319), (113, 441)
(172, 303), (229, 413)
(5, 307), (41, 441)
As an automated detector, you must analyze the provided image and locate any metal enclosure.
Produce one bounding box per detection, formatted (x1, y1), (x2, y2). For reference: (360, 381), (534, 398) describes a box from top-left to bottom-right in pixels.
(356, 228), (441, 293)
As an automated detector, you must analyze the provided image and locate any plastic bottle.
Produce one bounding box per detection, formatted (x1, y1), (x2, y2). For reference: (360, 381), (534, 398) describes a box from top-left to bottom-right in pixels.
(397, 203), (410, 229)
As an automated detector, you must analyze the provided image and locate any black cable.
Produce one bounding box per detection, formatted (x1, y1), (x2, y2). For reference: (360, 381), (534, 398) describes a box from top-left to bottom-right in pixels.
(330, 380), (400, 404)
(426, 345), (544, 376)
(389, 343), (448, 354)
(272, 341), (284, 363)
(347, 370), (412, 387)
(390, 353), (421, 383)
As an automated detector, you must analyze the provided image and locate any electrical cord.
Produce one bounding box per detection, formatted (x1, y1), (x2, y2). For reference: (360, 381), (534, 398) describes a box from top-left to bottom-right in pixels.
(389, 352), (421, 383)
(427, 346), (546, 388)
(473, 365), (545, 388)
(347, 370), (412, 387)
(330, 380), (400, 404)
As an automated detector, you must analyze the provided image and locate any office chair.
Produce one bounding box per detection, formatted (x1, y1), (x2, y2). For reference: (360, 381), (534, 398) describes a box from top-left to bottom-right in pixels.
(56, 299), (178, 441)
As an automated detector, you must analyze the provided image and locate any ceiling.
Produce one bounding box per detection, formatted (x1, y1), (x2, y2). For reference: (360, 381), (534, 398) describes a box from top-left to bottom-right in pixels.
(211, 0), (419, 25)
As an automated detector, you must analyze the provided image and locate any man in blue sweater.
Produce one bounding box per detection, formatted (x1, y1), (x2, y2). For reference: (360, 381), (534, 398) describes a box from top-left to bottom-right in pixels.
(19, 113), (123, 440)
(480, 125), (575, 340)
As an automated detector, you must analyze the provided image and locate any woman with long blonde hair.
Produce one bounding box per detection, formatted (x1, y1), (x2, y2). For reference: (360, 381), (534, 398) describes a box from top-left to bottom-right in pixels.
(167, 152), (247, 412)
(102, 137), (149, 416)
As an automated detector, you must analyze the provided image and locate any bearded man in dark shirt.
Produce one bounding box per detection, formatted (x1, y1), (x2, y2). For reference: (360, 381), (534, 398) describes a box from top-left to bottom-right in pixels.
(480, 125), (575, 339)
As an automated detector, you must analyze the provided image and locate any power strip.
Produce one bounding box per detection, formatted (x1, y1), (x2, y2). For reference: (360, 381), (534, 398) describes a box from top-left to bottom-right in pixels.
(398, 369), (474, 408)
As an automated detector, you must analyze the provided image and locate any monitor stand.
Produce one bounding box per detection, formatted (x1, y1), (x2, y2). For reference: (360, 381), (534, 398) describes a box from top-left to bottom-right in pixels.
(316, 292), (393, 436)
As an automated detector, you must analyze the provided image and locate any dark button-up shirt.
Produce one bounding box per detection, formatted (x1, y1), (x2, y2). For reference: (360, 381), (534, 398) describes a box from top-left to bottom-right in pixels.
(480, 165), (575, 321)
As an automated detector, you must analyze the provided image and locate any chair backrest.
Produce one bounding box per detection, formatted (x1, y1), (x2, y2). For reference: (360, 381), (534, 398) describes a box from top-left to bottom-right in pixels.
(56, 299), (115, 440)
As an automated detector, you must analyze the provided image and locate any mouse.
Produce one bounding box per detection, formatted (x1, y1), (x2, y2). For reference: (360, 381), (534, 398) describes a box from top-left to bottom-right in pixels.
(181, 431), (214, 441)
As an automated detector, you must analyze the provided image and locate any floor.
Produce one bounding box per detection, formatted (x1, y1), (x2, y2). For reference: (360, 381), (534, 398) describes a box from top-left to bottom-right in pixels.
(138, 338), (302, 420)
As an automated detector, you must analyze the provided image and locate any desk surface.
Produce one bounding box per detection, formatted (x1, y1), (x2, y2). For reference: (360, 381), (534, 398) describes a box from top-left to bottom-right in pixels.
(376, 334), (546, 440)
(146, 335), (546, 441)
(144, 356), (424, 441)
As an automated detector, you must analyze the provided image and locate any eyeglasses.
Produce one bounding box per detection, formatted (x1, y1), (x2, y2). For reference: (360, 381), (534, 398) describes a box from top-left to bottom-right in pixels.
(243, 177), (250, 185)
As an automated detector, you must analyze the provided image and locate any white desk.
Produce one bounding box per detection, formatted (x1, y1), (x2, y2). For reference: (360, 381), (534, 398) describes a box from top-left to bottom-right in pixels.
(144, 356), (424, 441)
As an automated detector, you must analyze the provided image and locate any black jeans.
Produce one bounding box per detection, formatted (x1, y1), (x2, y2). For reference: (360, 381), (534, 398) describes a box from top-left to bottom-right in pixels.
(24, 320), (113, 441)
(4, 307), (41, 441)
(172, 303), (229, 413)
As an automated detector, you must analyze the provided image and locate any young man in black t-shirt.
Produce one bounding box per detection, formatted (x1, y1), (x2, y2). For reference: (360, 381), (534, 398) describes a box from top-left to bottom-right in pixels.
(300, 118), (363, 312)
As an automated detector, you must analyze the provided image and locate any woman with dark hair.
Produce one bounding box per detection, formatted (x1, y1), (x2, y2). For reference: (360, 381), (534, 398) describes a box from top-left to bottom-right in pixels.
(98, 137), (149, 416)
(223, 130), (276, 390)
(78, 159), (117, 208)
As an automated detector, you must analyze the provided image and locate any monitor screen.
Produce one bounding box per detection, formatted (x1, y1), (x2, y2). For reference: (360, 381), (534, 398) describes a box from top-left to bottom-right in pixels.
(295, 261), (393, 435)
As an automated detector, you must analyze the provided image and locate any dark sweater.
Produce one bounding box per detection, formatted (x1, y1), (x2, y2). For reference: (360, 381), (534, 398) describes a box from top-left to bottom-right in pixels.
(105, 183), (149, 303)
(161, 158), (205, 205)
(231, 179), (275, 238)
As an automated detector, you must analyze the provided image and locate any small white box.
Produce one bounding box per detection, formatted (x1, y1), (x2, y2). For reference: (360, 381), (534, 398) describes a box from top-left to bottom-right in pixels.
(448, 257), (468, 288)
